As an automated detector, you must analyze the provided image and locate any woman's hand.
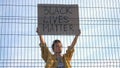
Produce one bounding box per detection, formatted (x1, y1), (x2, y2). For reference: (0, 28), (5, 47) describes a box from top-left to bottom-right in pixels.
(36, 27), (46, 44)
(76, 29), (81, 36)
(36, 27), (40, 35)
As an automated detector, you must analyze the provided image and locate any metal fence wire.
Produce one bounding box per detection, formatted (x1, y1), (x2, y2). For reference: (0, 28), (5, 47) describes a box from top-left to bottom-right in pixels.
(0, 0), (120, 68)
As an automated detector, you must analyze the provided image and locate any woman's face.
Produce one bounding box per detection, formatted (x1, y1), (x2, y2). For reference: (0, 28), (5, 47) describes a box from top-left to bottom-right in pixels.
(53, 42), (62, 53)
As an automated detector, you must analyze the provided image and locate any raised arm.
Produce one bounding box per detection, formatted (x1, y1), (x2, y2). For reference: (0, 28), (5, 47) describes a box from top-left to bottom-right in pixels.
(36, 27), (46, 44)
(70, 29), (81, 48)
(36, 27), (51, 62)
(64, 30), (81, 60)
(39, 35), (46, 44)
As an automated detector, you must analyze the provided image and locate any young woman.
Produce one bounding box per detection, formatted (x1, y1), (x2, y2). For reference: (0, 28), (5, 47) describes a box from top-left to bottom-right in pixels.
(36, 28), (81, 68)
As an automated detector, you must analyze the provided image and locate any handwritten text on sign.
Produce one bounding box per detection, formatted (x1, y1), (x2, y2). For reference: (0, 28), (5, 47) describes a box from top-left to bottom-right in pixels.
(38, 4), (79, 35)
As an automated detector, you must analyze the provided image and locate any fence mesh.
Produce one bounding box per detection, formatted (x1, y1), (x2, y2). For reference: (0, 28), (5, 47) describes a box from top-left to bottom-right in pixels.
(0, 0), (120, 68)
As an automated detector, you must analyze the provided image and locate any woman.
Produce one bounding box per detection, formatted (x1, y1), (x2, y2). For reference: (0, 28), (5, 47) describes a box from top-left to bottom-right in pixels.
(36, 28), (81, 68)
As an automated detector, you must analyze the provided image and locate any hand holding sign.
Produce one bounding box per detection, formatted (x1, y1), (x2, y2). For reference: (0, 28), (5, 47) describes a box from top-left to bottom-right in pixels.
(36, 27), (40, 35)
(76, 29), (81, 36)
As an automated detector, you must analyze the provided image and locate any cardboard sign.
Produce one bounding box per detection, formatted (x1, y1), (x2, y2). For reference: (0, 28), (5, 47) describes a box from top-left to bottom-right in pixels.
(37, 4), (79, 35)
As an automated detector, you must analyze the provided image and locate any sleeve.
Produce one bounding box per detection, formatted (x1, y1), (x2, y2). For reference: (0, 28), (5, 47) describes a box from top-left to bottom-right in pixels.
(39, 43), (52, 62)
(64, 46), (74, 61)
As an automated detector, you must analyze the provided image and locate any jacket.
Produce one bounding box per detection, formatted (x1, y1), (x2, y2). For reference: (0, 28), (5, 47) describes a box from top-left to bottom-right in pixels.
(39, 43), (74, 68)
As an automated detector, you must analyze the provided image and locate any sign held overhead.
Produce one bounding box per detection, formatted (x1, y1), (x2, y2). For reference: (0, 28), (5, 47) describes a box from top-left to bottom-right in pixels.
(37, 4), (79, 35)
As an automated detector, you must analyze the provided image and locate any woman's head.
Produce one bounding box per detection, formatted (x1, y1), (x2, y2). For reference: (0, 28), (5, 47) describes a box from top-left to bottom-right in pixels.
(52, 40), (62, 53)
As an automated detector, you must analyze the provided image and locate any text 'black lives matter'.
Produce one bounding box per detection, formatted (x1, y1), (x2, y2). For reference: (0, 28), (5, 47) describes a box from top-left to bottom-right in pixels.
(37, 4), (79, 35)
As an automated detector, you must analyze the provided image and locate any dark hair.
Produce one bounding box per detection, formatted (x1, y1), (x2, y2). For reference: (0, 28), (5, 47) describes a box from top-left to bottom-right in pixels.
(52, 40), (61, 51)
